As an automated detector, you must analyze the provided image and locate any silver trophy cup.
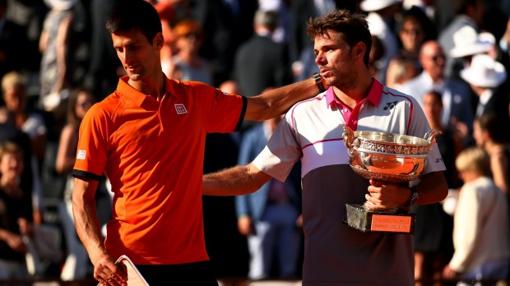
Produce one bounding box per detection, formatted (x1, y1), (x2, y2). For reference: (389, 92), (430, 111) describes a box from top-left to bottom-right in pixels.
(342, 127), (438, 233)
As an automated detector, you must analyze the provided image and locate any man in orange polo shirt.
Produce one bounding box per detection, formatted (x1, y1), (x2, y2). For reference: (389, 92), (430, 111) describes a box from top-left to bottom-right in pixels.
(70, 0), (324, 285)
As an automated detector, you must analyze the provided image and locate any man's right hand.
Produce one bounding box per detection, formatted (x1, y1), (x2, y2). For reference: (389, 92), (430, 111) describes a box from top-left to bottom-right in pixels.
(93, 252), (127, 286)
(238, 216), (253, 236)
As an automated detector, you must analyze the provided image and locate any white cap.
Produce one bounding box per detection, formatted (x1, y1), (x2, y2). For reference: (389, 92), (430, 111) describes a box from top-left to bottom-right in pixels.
(44, 0), (77, 10)
(402, 0), (425, 10)
(460, 54), (507, 88)
(360, 0), (402, 12)
(450, 26), (493, 58)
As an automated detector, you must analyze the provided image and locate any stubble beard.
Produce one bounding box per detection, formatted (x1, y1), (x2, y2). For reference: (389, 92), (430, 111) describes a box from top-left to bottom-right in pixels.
(331, 71), (357, 91)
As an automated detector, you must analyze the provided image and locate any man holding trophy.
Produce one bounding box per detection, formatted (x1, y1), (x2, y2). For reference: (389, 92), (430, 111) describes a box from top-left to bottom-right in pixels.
(204, 9), (448, 286)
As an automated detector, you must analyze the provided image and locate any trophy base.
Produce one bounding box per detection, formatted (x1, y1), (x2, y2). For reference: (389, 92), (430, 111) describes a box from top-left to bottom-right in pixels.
(345, 204), (414, 233)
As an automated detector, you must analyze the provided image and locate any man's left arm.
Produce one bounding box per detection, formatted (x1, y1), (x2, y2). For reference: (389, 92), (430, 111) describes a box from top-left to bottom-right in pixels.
(366, 93), (448, 211)
(244, 76), (322, 121)
(368, 92), (448, 210)
(410, 171), (448, 205)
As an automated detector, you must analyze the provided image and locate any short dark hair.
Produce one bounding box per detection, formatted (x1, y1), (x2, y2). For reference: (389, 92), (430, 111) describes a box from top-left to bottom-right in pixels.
(306, 10), (372, 65)
(400, 6), (437, 41)
(454, 0), (481, 15)
(106, 0), (162, 43)
(475, 112), (509, 144)
(0, 141), (22, 160)
(254, 10), (278, 31)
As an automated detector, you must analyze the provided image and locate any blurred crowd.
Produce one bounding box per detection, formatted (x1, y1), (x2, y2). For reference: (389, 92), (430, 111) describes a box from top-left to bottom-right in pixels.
(1, 0), (510, 285)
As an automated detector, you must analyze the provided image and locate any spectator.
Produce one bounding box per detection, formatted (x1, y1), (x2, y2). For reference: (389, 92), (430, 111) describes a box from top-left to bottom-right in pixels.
(1, 72), (46, 167)
(396, 41), (474, 136)
(1, 72), (44, 226)
(473, 113), (510, 194)
(449, 27), (494, 70)
(422, 90), (463, 185)
(0, 142), (32, 281)
(191, 0), (258, 85)
(397, 6), (436, 59)
(39, 0), (76, 112)
(385, 54), (420, 88)
(360, 0), (402, 82)
(414, 90), (458, 286)
(55, 88), (93, 281)
(234, 9), (291, 98)
(0, 109), (38, 224)
(439, 0), (485, 78)
(386, 5), (436, 87)
(153, 0), (192, 79)
(171, 20), (212, 84)
(443, 147), (510, 285)
(258, 0), (291, 43)
(460, 54), (509, 120)
(236, 115), (301, 280)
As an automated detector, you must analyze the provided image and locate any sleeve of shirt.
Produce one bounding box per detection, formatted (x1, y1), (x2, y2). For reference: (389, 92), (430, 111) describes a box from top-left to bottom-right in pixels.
(449, 184), (481, 272)
(192, 82), (246, 133)
(406, 96), (446, 174)
(252, 112), (301, 182)
(72, 104), (108, 181)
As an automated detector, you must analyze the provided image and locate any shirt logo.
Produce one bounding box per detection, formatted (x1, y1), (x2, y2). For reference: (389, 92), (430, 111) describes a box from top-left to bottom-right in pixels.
(383, 101), (398, 111)
(77, 149), (86, 160)
(174, 104), (188, 114)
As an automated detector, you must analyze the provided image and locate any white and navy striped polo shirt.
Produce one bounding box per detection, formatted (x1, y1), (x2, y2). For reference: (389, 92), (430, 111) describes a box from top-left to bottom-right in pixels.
(253, 79), (445, 286)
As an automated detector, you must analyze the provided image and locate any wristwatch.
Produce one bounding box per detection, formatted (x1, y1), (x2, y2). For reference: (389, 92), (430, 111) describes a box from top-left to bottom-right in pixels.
(313, 73), (326, 93)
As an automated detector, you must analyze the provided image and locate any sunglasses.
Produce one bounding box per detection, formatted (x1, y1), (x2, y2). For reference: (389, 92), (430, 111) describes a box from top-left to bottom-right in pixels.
(401, 28), (423, 35)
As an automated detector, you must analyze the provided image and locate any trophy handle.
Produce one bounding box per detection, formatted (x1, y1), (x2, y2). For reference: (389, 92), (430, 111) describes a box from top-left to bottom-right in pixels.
(360, 152), (371, 170)
(424, 129), (441, 144)
(343, 126), (355, 148)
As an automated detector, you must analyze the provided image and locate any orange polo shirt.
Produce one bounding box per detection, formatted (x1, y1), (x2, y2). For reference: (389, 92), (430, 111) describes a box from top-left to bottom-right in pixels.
(72, 77), (246, 264)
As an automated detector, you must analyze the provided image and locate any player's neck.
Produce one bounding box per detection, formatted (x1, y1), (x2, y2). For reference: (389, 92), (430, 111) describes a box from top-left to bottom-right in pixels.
(333, 76), (374, 109)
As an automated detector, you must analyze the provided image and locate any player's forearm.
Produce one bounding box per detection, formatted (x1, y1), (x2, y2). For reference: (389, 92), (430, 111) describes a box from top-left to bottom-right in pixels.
(72, 181), (107, 263)
(203, 164), (270, 196)
(244, 77), (320, 121)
